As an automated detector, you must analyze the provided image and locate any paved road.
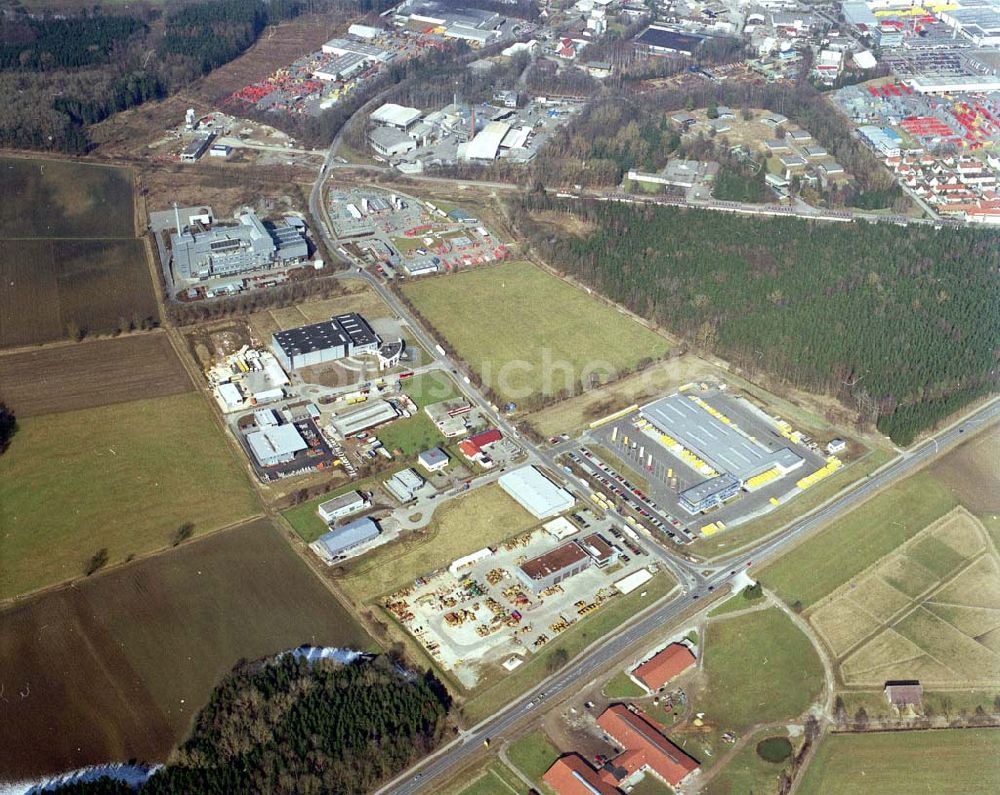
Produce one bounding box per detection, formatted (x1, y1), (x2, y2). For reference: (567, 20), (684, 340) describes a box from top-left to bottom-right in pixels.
(377, 398), (999, 795)
(305, 130), (997, 794)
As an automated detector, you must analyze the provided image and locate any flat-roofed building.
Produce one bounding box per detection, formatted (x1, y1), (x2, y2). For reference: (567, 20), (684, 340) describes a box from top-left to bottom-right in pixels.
(635, 25), (705, 56)
(579, 533), (618, 567)
(370, 103), (423, 130)
(499, 466), (575, 519)
(246, 423), (308, 467)
(312, 516), (380, 561)
(370, 127), (417, 158)
(318, 490), (368, 523)
(418, 447), (450, 472)
(384, 468), (426, 503)
(633, 643), (697, 692)
(516, 541), (592, 592)
(272, 312), (380, 370)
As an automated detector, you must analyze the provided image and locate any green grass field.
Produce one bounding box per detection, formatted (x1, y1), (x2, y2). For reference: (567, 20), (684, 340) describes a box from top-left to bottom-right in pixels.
(604, 670), (647, 698)
(759, 471), (958, 609)
(507, 730), (561, 783)
(378, 411), (450, 457)
(402, 371), (461, 406)
(458, 763), (527, 795)
(462, 572), (676, 723)
(704, 728), (793, 795)
(340, 484), (537, 604)
(699, 608), (824, 732)
(707, 588), (765, 618)
(0, 392), (260, 599)
(402, 261), (670, 404)
(797, 729), (1000, 795)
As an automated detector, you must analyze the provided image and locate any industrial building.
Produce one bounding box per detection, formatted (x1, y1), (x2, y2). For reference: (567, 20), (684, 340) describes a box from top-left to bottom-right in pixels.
(499, 466), (575, 519)
(312, 516), (380, 561)
(596, 705), (700, 788)
(272, 313), (381, 370)
(635, 25), (706, 56)
(633, 643), (697, 692)
(640, 394), (804, 514)
(317, 490), (369, 523)
(370, 127), (418, 157)
(395, 0), (502, 46)
(330, 399), (400, 438)
(384, 468), (426, 503)
(170, 210), (308, 282)
(517, 541), (592, 592)
(246, 423), (308, 468)
(370, 103), (423, 130)
(181, 133), (214, 162)
(418, 447), (450, 472)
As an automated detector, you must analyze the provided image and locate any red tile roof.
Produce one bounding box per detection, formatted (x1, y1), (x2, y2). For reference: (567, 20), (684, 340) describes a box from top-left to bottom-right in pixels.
(597, 705), (699, 787)
(469, 428), (502, 447)
(458, 439), (481, 458)
(543, 754), (621, 795)
(633, 643), (696, 691)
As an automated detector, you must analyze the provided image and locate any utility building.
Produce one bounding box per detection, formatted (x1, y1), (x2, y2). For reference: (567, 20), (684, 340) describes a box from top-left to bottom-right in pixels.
(499, 466), (575, 519)
(312, 516), (380, 561)
(272, 313), (380, 370)
(517, 541), (592, 592)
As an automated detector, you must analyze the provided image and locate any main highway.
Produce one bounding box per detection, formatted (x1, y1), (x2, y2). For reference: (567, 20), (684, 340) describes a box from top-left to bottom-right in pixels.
(305, 140), (998, 795)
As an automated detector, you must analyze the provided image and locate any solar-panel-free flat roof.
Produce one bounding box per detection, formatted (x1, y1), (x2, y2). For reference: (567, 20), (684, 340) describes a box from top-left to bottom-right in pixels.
(273, 313), (378, 358)
(636, 26), (705, 54)
(641, 394), (802, 480)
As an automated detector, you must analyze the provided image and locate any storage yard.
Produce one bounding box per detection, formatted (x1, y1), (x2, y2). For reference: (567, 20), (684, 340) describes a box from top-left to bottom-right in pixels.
(382, 517), (657, 687)
(577, 382), (832, 541)
(328, 187), (509, 277)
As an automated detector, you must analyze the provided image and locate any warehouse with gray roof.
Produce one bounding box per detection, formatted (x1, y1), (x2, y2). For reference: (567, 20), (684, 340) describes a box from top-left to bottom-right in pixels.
(271, 312), (380, 370)
(312, 516), (381, 561)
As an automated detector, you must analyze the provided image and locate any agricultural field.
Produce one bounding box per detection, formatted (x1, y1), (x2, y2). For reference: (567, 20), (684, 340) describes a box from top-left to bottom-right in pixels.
(338, 484), (537, 604)
(808, 507), (1000, 688)
(759, 471), (959, 610)
(0, 334), (191, 417)
(797, 729), (1000, 795)
(0, 391), (259, 599)
(401, 261), (671, 405)
(0, 239), (158, 348)
(0, 157), (134, 238)
(0, 519), (376, 781)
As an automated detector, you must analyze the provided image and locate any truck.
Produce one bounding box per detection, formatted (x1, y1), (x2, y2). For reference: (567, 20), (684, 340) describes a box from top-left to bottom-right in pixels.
(434, 344), (447, 356)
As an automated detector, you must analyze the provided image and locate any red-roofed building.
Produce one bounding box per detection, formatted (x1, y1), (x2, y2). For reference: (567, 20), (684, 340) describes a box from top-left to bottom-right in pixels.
(543, 754), (622, 795)
(457, 428), (502, 469)
(469, 428), (502, 447)
(597, 705), (699, 788)
(633, 643), (696, 692)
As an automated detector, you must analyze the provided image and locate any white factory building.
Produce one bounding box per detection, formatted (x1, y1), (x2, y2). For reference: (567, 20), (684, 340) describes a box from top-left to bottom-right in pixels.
(312, 516), (381, 561)
(317, 490), (369, 523)
(271, 312), (380, 370)
(246, 423), (307, 468)
(499, 466), (575, 519)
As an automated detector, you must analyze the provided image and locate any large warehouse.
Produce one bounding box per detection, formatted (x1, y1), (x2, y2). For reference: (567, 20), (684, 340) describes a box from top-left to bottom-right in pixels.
(312, 516), (380, 561)
(641, 393), (804, 513)
(272, 313), (380, 370)
(635, 25), (705, 56)
(171, 211), (308, 282)
(499, 466), (575, 519)
(246, 423), (308, 467)
(516, 541), (592, 592)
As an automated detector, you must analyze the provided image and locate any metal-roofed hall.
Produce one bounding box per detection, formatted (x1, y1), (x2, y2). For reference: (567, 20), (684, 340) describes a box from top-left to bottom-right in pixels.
(271, 313), (381, 370)
(640, 392), (805, 514)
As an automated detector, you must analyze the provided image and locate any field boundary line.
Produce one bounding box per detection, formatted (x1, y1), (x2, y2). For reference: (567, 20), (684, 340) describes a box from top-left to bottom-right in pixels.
(0, 327), (167, 359)
(0, 513), (267, 610)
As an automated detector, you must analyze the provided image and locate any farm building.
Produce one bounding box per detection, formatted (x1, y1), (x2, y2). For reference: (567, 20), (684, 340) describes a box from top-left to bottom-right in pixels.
(312, 516), (380, 561)
(596, 705), (700, 788)
(543, 754), (620, 795)
(384, 468), (426, 503)
(633, 643), (696, 692)
(884, 680), (923, 709)
(271, 312), (380, 370)
(516, 541), (592, 593)
(246, 423), (308, 467)
(418, 447), (450, 472)
(317, 490), (369, 523)
(499, 465), (575, 518)
(170, 210), (307, 282)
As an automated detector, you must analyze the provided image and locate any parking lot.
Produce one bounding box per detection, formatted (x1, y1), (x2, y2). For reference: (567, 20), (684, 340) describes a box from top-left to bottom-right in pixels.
(382, 522), (655, 687)
(328, 187), (508, 277)
(580, 384), (829, 539)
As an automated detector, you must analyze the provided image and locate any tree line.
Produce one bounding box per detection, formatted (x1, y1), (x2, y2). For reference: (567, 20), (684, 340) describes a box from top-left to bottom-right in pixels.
(0, 15), (145, 70)
(50, 654), (452, 794)
(512, 193), (1000, 445)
